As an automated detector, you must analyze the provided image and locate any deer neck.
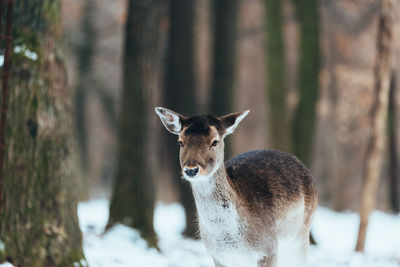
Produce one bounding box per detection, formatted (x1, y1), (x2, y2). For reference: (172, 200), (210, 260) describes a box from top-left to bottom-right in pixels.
(191, 163), (236, 210)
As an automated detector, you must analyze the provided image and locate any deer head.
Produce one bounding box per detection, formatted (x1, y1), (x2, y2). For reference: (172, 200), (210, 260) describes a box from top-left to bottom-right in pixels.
(155, 107), (249, 182)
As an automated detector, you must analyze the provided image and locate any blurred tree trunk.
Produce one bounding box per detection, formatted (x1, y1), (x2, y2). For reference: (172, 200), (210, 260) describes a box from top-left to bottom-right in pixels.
(388, 75), (399, 212)
(291, 0), (319, 166)
(265, 0), (291, 153)
(312, 0), (382, 210)
(194, 0), (212, 114)
(233, 0), (270, 156)
(163, 0), (198, 238)
(355, 0), (394, 252)
(0, 0), (86, 266)
(209, 0), (239, 157)
(107, 0), (164, 248)
(389, 0), (400, 213)
(74, 0), (95, 175)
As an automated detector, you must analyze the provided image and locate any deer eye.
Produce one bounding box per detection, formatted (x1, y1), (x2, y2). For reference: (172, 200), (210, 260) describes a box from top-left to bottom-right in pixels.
(178, 140), (184, 147)
(211, 140), (219, 147)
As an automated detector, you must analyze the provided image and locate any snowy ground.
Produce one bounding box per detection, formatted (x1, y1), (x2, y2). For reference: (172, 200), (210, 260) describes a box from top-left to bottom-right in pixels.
(1, 200), (399, 267)
(77, 199), (400, 267)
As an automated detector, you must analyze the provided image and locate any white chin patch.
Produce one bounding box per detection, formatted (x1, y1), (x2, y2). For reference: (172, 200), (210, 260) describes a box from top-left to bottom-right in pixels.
(182, 173), (210, 183)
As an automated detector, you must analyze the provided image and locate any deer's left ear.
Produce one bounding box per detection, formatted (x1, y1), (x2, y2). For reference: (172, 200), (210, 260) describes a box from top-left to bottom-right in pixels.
(219, 110), (250, 137)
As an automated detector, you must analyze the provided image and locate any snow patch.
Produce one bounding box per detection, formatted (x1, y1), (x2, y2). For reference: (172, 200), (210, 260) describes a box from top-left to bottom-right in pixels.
(14, 45), (38, 61)
(154, 202), (186, 239)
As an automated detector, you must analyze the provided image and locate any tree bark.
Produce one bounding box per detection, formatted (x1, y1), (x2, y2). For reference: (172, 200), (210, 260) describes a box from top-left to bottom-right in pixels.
(0, 1), (86, 266)
(163, 0), (198, 238)
(0, 0), (12, 209)
(265, 0), (291, 153)
(291, 0), (319, 166)
(355, 0), (394, 252)
(107, 0), (164, 248)
(312, 0), (381, 210)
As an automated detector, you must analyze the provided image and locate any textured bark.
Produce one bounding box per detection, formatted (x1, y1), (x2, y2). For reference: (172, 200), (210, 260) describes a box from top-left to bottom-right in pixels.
(265, 0), (291, 153)
(163, 0), (198, 238)
(209, 0), (239, 157)
(0, 1), (86, 266)
(312, 0), (381, 210)
(291, 0), (319, 166)
(107, 0), (164, 248)
(355, 0), (394, 252)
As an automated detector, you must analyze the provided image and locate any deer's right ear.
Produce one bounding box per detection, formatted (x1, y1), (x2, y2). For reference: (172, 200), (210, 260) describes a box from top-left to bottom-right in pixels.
(155, 107), (185, 135)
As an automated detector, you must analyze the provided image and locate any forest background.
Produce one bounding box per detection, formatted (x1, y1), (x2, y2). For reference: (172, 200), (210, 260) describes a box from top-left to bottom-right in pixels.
(0, 0), (399, 266)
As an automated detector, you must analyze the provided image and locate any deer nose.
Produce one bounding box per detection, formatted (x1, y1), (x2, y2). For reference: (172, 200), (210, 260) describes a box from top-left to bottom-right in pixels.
(184, 166), (199, 177)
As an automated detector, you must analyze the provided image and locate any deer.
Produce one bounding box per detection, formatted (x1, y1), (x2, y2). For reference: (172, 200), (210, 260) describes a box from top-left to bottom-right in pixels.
(155, 107), (318, 267)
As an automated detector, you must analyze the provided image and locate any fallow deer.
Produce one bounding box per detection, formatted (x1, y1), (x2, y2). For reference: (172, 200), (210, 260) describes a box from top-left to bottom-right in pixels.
(155, 107), (317, 267)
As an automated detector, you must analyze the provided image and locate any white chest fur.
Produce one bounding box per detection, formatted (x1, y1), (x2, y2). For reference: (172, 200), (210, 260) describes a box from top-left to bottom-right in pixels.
(192, 179), (262, 267)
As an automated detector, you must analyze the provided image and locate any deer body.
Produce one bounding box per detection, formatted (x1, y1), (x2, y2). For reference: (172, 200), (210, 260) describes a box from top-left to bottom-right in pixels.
(155, 107), (317, 267)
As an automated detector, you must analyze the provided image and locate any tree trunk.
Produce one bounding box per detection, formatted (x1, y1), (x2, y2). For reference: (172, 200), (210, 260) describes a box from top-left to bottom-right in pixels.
(355, 0), (394, 252)
(388, 75), (399, 212)
(74, 0), (95, 175)
(291, 0), (319, 166)
(265, 0), (291, 153)
(163, 0), (198, 238)
(107, 0), (164, 248)
(312, 0), (381, 210)
(209, 0), (240, 157)
(0, 1), (86, 266)
(233, 0), (270, 156)
(389, 0), (400, 213)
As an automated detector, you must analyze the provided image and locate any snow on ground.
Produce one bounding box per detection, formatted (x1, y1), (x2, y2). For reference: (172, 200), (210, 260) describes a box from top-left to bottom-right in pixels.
(79, 200), (213, 267)
(77, 199), (400, 267)
(1, 200), (399, 267)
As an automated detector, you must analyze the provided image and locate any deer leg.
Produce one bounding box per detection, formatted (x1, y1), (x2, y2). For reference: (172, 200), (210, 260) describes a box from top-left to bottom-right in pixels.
(258, 255), (277, 267)
(295, 229), (311, 267)
(300, 232), (310, 267)
(213, 258), (225, 267)
(259, 240), (278, 267)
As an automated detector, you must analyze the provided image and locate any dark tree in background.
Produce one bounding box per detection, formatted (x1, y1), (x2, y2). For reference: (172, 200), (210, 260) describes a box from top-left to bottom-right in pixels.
(210, 0), (240, 157)
(265, 0), (291, 153)
(388, 76), (399, 212)
(0, 0), (86, 265)
(74, 0), (95, 175)
(107, 0), (164, 248)
(390, 0), (400, 212)
(291, 0), (320, 166)
(163, 0), (198, 238)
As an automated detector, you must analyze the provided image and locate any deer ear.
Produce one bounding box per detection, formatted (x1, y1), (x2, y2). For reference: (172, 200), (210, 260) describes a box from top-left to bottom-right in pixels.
(155, 107), (185, 135)
(219, 110), (250, 137)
